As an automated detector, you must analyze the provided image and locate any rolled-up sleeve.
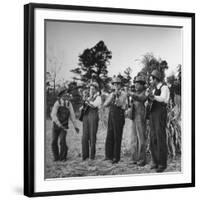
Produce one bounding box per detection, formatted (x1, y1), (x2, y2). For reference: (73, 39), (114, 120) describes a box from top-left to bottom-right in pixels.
(103, 93), (114, 107)
(89, 96), (102, 109)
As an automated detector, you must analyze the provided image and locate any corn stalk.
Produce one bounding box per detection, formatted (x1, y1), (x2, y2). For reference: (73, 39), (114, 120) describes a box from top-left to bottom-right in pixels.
(166, 104), (181, 157)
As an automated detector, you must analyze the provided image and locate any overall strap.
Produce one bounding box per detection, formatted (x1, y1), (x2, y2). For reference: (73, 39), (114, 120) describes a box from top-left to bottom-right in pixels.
(160, 82), (167, 90)
(58, 98), (61, 105)
(63, 100), (70, 107)
(111, 93), (116, 105)
(64, 100), (66, 107)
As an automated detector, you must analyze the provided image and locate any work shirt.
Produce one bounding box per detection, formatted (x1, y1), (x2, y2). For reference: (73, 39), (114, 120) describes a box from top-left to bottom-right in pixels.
(51, 99), (78, 129)
(129, 90), (147, 120)
(153, 82), (170, 104)
(87, 92), (102, 109)
(104, 90), (127, 110)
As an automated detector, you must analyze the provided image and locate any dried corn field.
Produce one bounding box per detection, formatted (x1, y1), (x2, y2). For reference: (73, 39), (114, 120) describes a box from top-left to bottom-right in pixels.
(45, 100), (181, 179)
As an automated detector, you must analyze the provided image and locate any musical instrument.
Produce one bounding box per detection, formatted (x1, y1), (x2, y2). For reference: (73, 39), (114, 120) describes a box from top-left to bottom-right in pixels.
(79, 90), (89, 121)
(79, 91), (98, 121)
(145, 85), (155, 119)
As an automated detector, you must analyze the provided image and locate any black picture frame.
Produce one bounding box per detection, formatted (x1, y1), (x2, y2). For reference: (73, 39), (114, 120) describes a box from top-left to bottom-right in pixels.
(24, 3), (195, 197)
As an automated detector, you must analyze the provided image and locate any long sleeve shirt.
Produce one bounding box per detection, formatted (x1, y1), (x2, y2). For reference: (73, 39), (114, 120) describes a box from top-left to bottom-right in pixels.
(88, 94), (102, 109)
(131, 90), (147, 119)
(130, 90), (147, 102)
(51, 99), (78, 129)
(104, 90), (127, 110)
(153, 83), (170, 104)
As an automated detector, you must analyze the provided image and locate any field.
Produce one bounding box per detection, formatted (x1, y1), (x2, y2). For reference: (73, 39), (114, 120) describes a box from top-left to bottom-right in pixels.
(45, 108), (181, 179)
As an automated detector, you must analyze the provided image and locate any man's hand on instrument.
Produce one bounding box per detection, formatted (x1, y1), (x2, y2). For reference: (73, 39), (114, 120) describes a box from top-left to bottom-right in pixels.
(148, 94), (155, 101)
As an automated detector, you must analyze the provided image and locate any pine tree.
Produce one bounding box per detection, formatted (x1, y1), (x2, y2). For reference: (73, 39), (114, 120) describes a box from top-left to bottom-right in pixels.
(71, 40), (112, 91)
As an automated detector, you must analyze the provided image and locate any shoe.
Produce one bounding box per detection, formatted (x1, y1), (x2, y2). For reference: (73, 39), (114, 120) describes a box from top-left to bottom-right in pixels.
(112, 159), (119, 164)
(156, 165), (166, 173)
(103, 157), (112, 161)
(129, 160), (137, 164)
(137, 160), (146, 167)
(53, 158), (60, 162)
(60, 158), (67, 162)
(150, 164), (158, 169)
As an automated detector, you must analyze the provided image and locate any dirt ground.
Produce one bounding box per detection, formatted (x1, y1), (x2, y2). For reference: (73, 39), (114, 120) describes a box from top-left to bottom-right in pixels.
(45, 115), (181, 179)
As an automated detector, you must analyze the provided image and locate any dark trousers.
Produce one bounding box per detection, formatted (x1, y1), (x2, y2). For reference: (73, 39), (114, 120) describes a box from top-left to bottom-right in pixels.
(82, 108), (99, 160)
(105, 106), (125, 162)
(52, 122), (68, 161)
(131, 117), (146, 163)
(150, 106), (168, 168)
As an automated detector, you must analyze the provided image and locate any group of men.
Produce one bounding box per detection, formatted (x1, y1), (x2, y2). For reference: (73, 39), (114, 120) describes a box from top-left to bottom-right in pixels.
(50, 69), (170, 173)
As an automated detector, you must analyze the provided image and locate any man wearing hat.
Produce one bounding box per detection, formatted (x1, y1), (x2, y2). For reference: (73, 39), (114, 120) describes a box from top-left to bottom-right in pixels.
(128, 75), (148, 166)
(81, 82), (102, 161)
(51, 88), (79, 162)
(103, 76), (127, 164)
(148, 69), (170, 172)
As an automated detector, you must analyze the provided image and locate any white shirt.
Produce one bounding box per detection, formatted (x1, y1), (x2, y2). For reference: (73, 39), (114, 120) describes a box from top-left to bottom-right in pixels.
(88, 95), (102, 109)
(104, 90), (127, 110)
(51, 99), (78, 129)
(153, 82), (170, 104)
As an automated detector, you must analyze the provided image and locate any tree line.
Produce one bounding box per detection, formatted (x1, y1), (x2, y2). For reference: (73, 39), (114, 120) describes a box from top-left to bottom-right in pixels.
(46, 40), (181, 119)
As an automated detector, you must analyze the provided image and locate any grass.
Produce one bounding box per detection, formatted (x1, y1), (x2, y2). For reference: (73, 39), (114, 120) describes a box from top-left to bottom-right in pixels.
(45, 108), (181, 179)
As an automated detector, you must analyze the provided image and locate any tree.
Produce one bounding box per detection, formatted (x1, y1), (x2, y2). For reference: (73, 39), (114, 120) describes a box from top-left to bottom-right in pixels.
(139, 53), (168, 82)
(167, 74), (176, 85)
(67, 81), (82, 114)
(177, 64), (181, 94)
(166, 64), (181, 96)
(47, 47), (64, 95)
(116, 67), (132, 87)
(172, 64), (181, 96)
(71, 40), (112, 91)
(123, 67), (132, 86)
(116, 73), (126, 86)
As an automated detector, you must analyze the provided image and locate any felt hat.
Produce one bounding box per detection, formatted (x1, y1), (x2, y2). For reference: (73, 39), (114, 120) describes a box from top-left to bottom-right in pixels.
(134, 76), (146, 84)
(151, 70), (161, 80)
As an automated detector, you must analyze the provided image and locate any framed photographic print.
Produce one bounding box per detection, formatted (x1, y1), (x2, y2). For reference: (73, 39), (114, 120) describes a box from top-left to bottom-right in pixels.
(24, 3), (195, 197)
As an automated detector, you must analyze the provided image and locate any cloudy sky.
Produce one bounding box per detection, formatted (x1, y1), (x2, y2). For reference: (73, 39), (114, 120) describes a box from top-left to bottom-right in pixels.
(46, 20), (182, 83)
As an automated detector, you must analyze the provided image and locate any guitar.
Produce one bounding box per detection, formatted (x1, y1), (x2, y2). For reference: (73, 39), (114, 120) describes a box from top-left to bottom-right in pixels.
(79, 92), (98, 121)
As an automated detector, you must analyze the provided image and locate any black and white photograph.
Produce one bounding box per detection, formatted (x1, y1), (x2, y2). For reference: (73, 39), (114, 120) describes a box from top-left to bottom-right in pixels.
(23, 3), (195, 196)
(45, 20), (182, 179)
(0, 0), (199, 199)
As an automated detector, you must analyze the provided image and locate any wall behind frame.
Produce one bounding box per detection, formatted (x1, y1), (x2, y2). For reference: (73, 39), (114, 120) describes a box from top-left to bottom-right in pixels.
(0, 0), (199, 199)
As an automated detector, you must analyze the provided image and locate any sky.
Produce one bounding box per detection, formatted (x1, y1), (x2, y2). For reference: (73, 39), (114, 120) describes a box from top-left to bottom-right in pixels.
(46, 20), (182, 83)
